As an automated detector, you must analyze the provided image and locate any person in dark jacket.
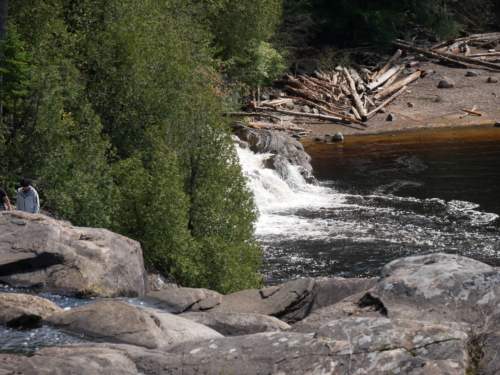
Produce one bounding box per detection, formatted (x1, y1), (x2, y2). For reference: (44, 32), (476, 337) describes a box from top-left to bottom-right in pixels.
(0, 186), (11, 211)
(16, 179), (39, 213)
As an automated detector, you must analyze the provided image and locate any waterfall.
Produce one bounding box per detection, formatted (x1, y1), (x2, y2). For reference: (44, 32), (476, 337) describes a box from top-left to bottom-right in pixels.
(234, 138), (499, 284)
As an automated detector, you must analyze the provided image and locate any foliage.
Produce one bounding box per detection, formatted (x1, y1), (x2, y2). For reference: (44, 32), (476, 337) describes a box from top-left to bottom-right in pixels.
(2, 0), (265, 294)
(281, 0), (495, 46)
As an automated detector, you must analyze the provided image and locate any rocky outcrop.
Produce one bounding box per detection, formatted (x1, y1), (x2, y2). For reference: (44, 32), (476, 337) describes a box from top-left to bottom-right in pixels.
(206, 278), (315, 318)
(370, 253), (500, 323)
(141, 287), (222, 313)
(0, 211), (149, 297)
(3, 315), (468, 374)
(292, 291), (387, 333)
(233, 125), (314, 181)
(181, 312), (291, 336)
(0, 293), (62, 327)
(44, 301), (222, 349)
(282, 277), (378, 322)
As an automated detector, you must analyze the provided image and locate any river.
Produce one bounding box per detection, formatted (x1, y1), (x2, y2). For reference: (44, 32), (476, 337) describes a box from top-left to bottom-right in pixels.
(237, 125), (500, 285)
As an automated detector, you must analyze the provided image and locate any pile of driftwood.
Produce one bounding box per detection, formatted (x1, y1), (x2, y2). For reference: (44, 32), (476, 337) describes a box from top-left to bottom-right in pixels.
(235, 48), (420, 131)
(230, 32), (500, 133)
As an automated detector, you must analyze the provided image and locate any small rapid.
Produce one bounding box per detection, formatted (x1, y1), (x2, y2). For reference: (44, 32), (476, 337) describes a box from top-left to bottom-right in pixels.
(236, 136), (500, 285)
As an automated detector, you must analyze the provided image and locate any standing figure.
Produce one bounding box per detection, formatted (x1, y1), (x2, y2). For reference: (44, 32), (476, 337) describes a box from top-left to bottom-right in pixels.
(0, 186), (11, 211)
(16, 179), (39, 214)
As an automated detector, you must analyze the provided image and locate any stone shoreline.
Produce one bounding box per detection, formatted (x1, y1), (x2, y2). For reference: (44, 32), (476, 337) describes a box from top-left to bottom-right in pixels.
(2, 212), (500, 374)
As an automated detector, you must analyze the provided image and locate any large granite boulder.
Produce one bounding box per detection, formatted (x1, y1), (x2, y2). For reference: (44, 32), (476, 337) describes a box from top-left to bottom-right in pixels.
(0, 211), (149, 297)
(370, 253), (500, 323)
(44, 301), (222, 349)
(0, 293), (62, 327)
(207, 278), (315, 318)
(7, 315), (467, 374)
(181, 312), (291, 336)
(141, 287), (222, 313)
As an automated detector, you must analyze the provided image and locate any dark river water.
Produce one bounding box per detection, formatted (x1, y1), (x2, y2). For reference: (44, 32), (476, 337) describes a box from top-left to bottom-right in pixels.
(243, 125), (500, 285)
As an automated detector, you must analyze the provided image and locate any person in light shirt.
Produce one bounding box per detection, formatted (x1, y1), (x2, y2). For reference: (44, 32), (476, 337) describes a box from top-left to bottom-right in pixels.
(16, 179), (39, 214)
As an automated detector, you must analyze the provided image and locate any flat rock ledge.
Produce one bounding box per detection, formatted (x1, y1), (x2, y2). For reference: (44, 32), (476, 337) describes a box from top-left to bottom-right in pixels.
(0, 211), (149, 297)
(5, 253), (500, 374)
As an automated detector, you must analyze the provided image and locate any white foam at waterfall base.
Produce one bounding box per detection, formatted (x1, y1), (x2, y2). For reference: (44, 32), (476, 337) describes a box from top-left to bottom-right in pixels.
(236, 144), (499, 251)
(236, 146), (342, 211)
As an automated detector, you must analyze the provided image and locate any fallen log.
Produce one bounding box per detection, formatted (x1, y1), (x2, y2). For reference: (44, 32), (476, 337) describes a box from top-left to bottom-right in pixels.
(461, 108), (482, 116)
(395, 39), (500, 71)
(367, 65), (401, 90)
(373, 71), (421, 100)
(460, 105), (476, 119)
(343, 68), (367, 121)
(477, 36), (500, 49)
(381, 69), (403, 89)
(261, 98), (294, 107)
(393, 40), (469, 68)
(468, 52), (500, 57)
(257, 105), (367, 127)
(285, 96), (344, 112)
(351, 106), (362, 121)
(367, 86), (407, 118)
(254, 106), (342, 123)
(372, 49), (402, 81)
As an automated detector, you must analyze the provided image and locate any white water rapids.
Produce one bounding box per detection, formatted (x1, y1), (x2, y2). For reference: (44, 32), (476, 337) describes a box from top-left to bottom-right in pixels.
(235, 143), (500, 284)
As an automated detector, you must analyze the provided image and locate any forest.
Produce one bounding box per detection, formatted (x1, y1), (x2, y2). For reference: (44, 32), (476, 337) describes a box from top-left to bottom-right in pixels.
(1, 0), (498, 294)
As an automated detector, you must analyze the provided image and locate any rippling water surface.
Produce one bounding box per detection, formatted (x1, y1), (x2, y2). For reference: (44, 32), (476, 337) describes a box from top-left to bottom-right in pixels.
(238, 126), (500, 285)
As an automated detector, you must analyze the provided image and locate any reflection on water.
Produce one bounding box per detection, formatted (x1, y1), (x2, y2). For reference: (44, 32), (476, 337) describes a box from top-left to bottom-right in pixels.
(238, 125), (500, 285)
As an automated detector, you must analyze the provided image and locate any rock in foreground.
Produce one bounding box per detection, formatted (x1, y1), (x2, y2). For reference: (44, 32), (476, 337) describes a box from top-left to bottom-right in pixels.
(0, 293), (62, 327)
(0, 212), (149, 297)
(44, 301), (222, 349)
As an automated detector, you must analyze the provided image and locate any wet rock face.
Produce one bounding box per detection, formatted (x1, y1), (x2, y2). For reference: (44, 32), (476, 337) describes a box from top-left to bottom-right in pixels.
(370, 253), (500, 323)
(0, 293), (62, 327)
(0, 212), (149, 298)
(233, 126), (313, 181)
(44, 300), (222, 349)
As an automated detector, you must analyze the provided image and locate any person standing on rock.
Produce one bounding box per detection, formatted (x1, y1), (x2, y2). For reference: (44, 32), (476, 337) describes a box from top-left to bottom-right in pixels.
(16, 179), (39, 213)
(0, 186), (12, 211)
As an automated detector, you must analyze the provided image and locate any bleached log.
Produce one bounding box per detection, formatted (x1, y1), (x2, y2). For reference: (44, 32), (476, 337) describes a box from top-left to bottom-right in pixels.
(367, 86), (407, 118)
(367, 65), (401, 90)
(373, 71), (421, 100)
(372, 49), (402, 81)
(351, 106), (362, 121)
(381, 69), (403, 89)
(343, 68), (367, 121)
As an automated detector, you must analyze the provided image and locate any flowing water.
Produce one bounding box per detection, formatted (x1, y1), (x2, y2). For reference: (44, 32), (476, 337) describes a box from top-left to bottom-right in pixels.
(237, 125), (500, 285)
